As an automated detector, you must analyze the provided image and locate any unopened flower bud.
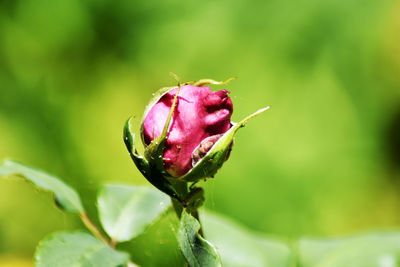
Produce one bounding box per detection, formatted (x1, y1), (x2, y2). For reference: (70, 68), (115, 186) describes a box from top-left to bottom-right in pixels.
(124, 77), (269, 197)
(142, 85), (233, 177)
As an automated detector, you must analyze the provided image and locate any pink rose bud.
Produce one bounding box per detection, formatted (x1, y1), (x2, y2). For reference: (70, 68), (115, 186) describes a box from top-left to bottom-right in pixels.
(142, 85), (233, 177)
(124, 77), (268, 197)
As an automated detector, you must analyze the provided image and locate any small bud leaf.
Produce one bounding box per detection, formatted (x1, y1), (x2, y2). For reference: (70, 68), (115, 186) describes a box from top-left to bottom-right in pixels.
(124, 117), (151, 177)
(144, 85), (181, 173)
(124, 117), (180, 199)
(193, 77), (237, 87)
(140, 86), (177, 146)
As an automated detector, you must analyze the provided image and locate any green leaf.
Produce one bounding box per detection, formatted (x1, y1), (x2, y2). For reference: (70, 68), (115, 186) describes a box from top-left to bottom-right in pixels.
(177, 210), (221, 267)
(98, 184), (171, 243)
(181, 107), (270, 182)
(118, 209), (186, 267)
(35, 231), (130, 267)
(201, 210), (293, 267)
(298, 232), (400, 267)
(0, 160), (84, 213)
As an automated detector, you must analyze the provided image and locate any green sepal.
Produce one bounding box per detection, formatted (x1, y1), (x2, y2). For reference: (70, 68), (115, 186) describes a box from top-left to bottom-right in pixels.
(140, 86), (177, 146)
(123, 117), (179, 200)
(124, 117), (151, 177)
(193, 77), (237, 87)
(143, 86), (180, 174)
(180, 106), (270, 182)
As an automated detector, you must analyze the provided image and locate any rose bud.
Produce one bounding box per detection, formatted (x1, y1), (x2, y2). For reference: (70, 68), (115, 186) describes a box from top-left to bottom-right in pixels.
(142, 85), (233, 177)
(124, 78), (269, 197)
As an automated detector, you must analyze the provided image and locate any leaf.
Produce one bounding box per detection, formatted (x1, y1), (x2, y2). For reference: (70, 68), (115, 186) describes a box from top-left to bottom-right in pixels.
(177, 210), (221, 267)
(98, 184), (171, 242)
(181, 106), (270, 182)
(298, 232), (400, 267)
(201, 210), (293, 267)
(118, 209), (186, 267)
(35, 231), (130, 267)
(0, 160), (84, 213)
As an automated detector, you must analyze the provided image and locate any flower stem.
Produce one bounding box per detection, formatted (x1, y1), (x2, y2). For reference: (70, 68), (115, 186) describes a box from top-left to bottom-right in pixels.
(110, 238), (118, 249)
(170, 184), (205, 238)
(172, 198), (184, 218)
(79, 212), (109, 245)
(79, 212), (139, 267)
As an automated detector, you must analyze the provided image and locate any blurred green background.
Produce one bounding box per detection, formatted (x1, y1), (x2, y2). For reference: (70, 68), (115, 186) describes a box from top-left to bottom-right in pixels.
(0, 0), (400, 265)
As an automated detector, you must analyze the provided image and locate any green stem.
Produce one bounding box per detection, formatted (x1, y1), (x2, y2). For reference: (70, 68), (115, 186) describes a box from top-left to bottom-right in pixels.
(79, 212), (139, 267)
(172, 197), (184, 218)
(170, 183), (205, 237)
(79, 212), (109, 244)
(110, 238), (118, 249)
